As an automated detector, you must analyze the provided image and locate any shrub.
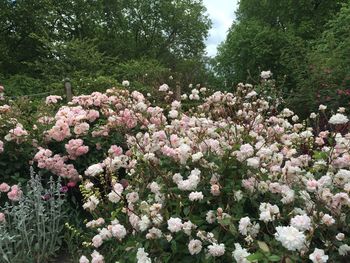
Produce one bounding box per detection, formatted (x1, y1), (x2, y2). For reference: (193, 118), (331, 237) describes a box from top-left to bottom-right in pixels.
(1, 74), (350, 262)
(39, 77), (348, 262)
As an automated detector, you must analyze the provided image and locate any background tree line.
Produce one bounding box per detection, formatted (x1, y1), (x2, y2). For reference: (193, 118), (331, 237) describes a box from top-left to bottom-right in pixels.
(215, 0), (350, 118)
(0, 0), (213, 96)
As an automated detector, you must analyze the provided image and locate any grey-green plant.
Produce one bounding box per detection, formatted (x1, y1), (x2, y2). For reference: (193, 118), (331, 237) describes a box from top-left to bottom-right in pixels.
(0, 168), (66, 263)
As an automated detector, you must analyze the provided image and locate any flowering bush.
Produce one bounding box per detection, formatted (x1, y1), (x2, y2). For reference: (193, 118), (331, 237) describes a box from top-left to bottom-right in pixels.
(1, 77), (350, 262)
(44, 81), (348, 262)
(0, 95), (50, 184)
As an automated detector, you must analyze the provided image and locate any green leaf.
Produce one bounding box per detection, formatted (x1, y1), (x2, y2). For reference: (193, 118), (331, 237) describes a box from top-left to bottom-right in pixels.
(313, 151), (328, 160)
(218, 217), (231, 226)
(171, 241), (177, 252)
(257, 241), (270, 253)
(268, 255), (281, 261)
(246, 252), (264, 262)
(229, 224), (237, 235)
(183, 207), (190, 216)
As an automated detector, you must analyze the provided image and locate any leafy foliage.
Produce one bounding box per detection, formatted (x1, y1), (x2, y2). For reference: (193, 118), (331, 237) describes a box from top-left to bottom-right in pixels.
(216, 0), (349, 116)
(0, 169), (66, 263)
(0, 0), (212, 96)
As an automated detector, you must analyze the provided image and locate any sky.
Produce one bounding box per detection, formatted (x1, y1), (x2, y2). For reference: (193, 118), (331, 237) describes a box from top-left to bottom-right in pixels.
(203, 0), (238, 57)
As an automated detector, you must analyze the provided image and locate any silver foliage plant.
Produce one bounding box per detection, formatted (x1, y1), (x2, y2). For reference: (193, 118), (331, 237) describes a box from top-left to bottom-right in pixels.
(0, 167), (66, 263)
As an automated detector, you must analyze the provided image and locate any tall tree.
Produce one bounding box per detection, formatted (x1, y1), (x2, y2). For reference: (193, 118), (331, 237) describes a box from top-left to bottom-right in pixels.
(99, 0), (211, 64)
(0, 0), (211, 79)
(215, 0), (346, 90)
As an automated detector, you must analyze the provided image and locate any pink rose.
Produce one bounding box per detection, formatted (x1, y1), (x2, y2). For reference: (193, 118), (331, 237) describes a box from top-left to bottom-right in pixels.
(7, 185), (22, 201)
(0, 182), (10, 192)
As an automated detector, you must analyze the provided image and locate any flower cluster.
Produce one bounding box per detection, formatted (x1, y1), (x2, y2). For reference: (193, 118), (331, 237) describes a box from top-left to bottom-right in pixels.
(45, 95), (62, 105)
(34, 148), (79, 181)
(63, 80), (350, 262)
(0, 182), (22, 201)
(4, 123), (28, 143)
(65, 139), (89, 160)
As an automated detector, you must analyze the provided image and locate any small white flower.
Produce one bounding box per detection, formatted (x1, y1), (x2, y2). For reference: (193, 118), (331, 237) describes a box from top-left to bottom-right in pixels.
(168, 109), (178, 119)
(122, 80), (130, 87)
(319, 104), (327, 111)
(238, 217), (251, 236)
(146, 227), (162, 239)
(84, 182), (94, 190)
(338, 107), (346, 113)
(310, 112), (317, 119)
(206, 210), (216, 224)
(246, 157), (260, 168)
(136, 248), (151, 263)
(321, 214), (335, 226)
(309, 248), (328, 263)
(274, 226), (306, 251)
(188, 239), (202, 255)
(108, 191), (121, 203)
(192, 152), (203, 162)
(92, 234), (103, 248)
(290, 214), (312, 231)
(329, 113), (348, 125)
(111, 224), (127, 240)
(259, 203), (280, 222)
(149, 182), (161, 193)
(189, 191), (204, 201)
(83, 195), (100, 211)
(139, 215), (151, 232)
(208, 243), (225, 257)
(79, 255), (90, 263)
(234, 190), (243, 201)
(260, 70), (272, 79)
(85, 164), (104, 177)
(91, 250), (104, 263)
(232, 243), (250, 263)
(159, 84), (169, 92)
(167, 217), (183, 233)
(336, 233), (345, 241)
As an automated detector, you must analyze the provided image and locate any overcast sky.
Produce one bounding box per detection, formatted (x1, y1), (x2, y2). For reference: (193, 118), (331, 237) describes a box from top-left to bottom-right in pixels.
(203, 0), (238, 57)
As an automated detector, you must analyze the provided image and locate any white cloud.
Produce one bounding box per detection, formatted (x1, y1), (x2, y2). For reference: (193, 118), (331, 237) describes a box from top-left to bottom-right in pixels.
(203, 0), (238, 57)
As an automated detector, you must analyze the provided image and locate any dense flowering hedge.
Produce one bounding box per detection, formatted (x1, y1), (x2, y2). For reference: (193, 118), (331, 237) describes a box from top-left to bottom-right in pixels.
(0, 77), (350, 262)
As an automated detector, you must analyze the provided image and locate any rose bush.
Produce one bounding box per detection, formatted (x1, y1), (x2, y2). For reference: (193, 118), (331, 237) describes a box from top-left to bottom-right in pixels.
(0, 75), (350, 262)
(47, 80), (349, 262)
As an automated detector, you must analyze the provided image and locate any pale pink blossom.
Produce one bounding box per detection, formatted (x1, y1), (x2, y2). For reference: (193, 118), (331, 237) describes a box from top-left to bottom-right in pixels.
(0, 183), (10, 192)
(189, 191), (204, 201)
(45, 95), (62, 105)
(7, 185), (22, 201)
(188, 239), (202, 255)
(65, 139), (89, 160)
(208, 243), (225, 257)
(167, 217), (183, 233)
(309, 248), (328, 263)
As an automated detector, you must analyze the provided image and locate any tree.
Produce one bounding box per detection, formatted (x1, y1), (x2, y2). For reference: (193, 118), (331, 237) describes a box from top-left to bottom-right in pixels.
(0, 0), (56, 75)
(99, 0), (211, 65)
(0, 0), (212, 94)
(215, 0), (346, 91)
(288, 2), (350, 116)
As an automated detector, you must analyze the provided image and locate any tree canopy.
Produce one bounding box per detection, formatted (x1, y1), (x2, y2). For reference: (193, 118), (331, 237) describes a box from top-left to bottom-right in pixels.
(215, 0), (350, 117)
(0, 0), (211, 94)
